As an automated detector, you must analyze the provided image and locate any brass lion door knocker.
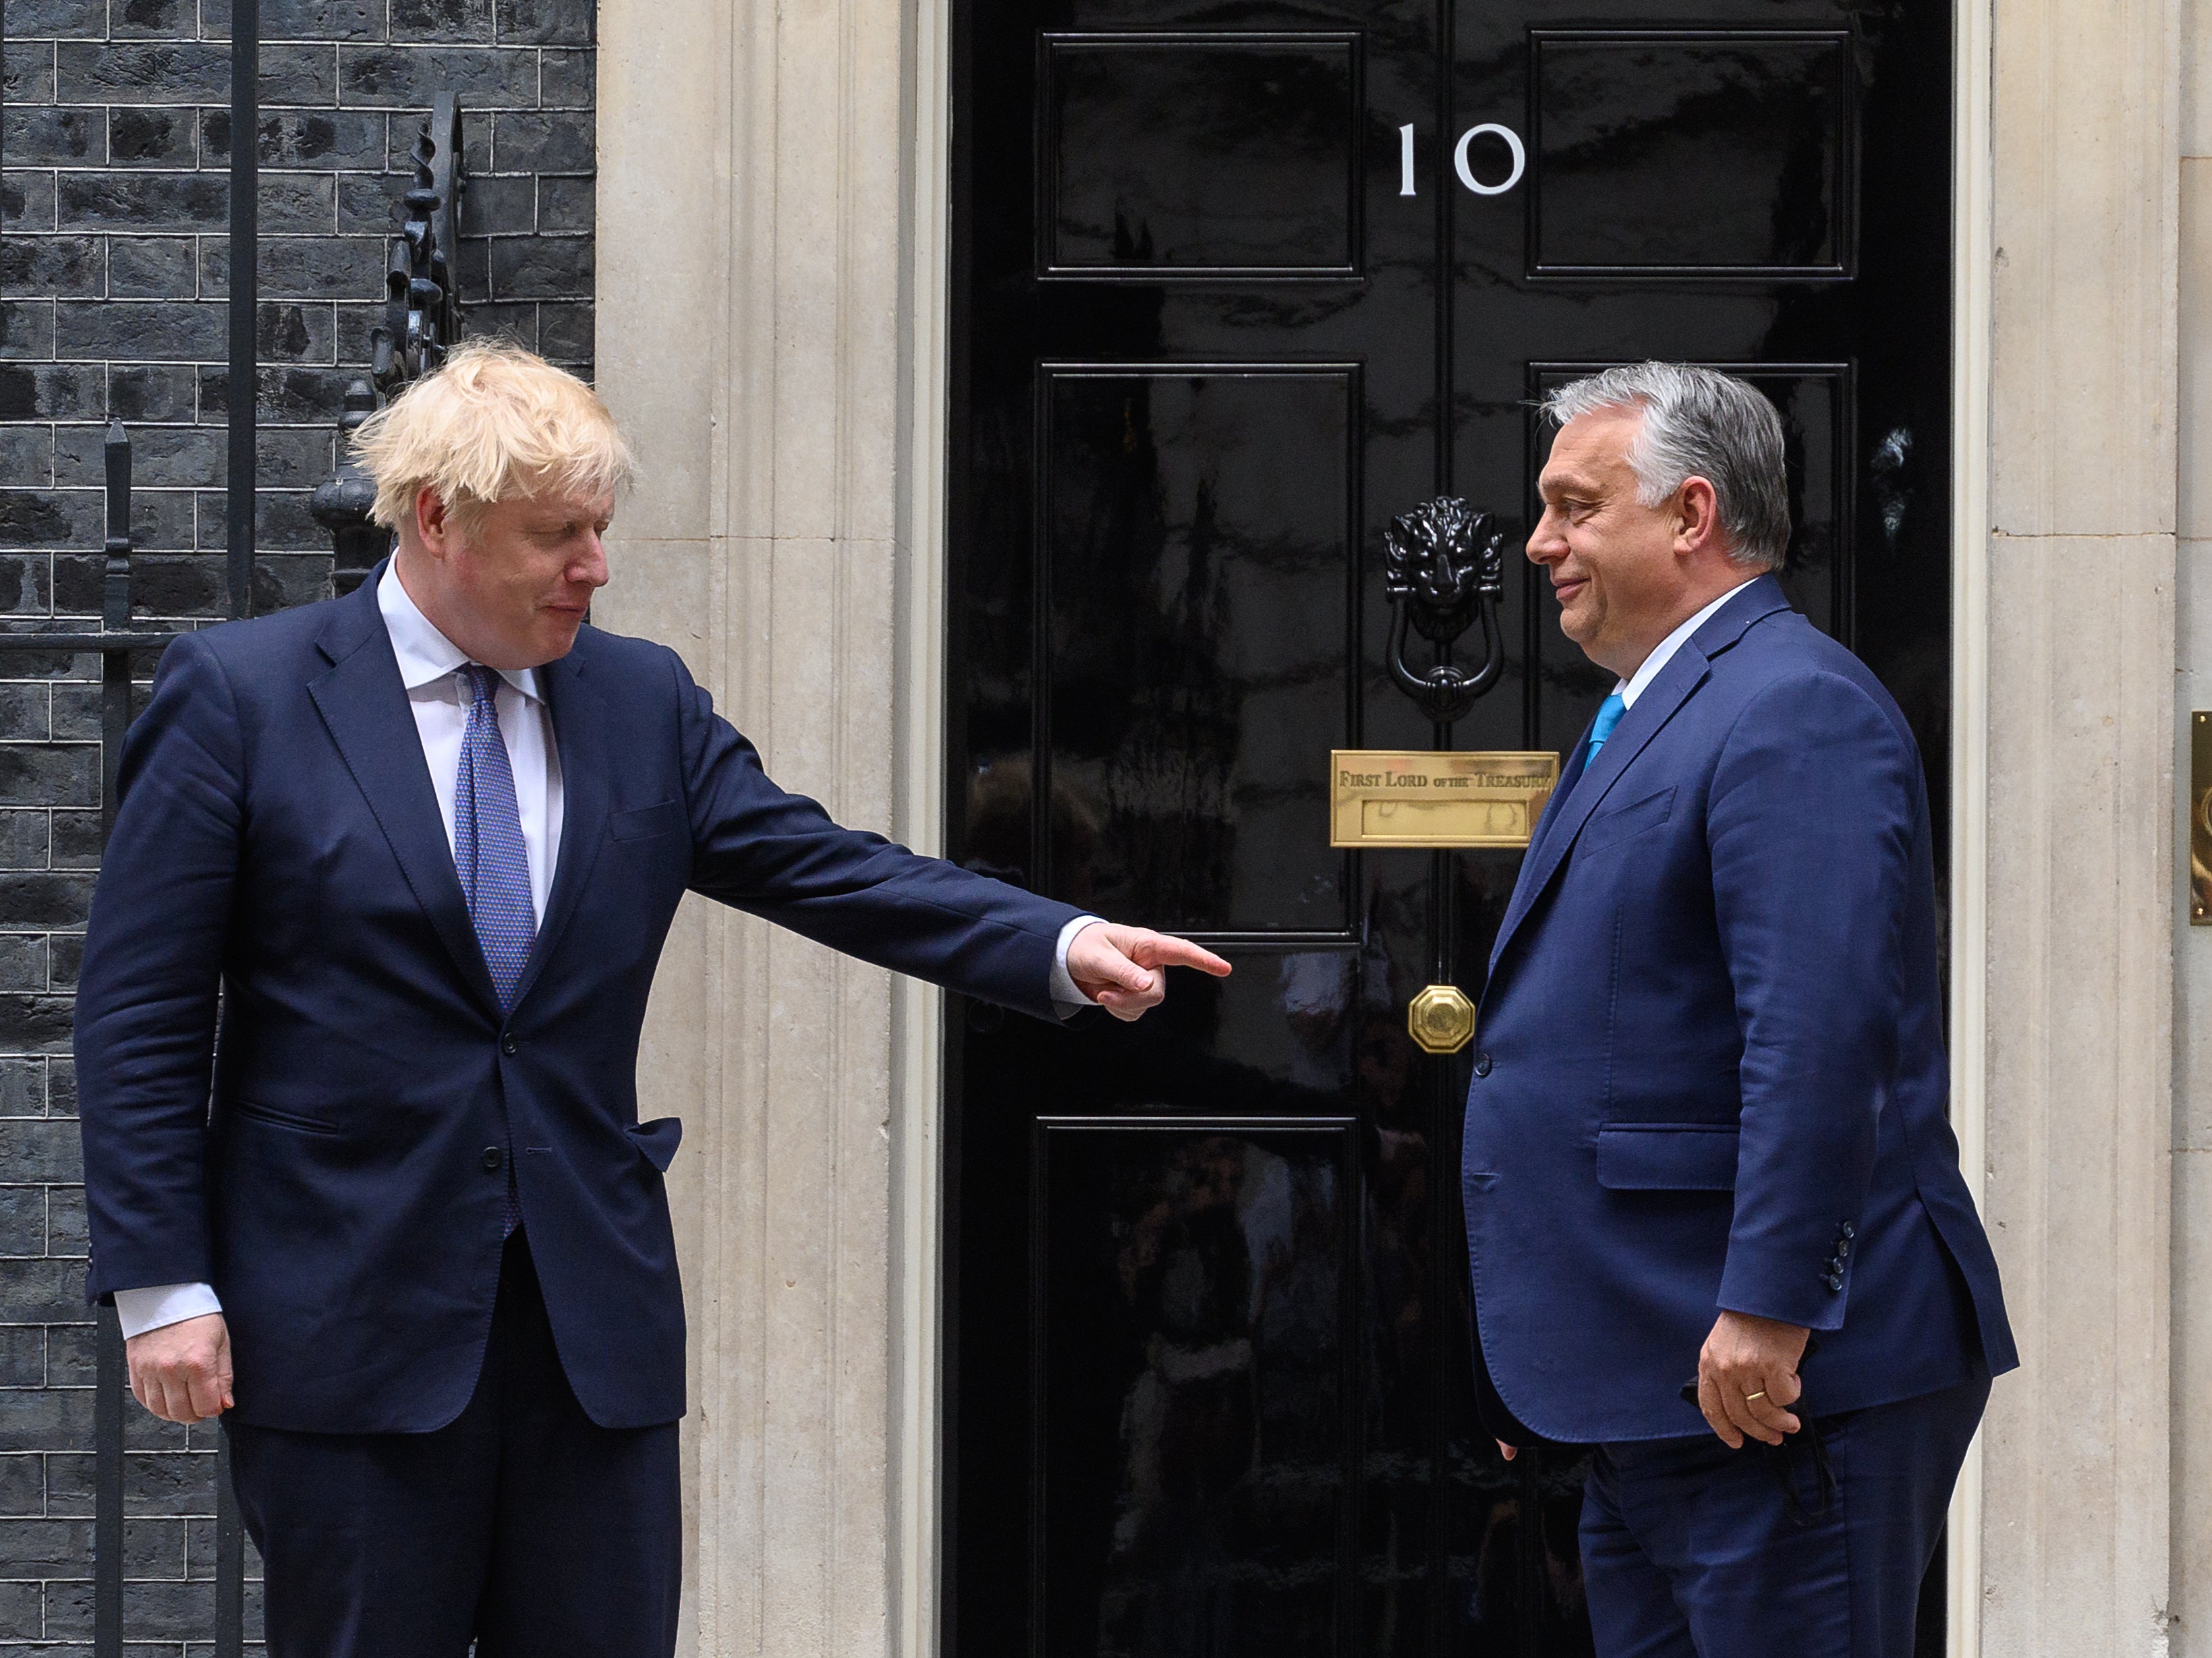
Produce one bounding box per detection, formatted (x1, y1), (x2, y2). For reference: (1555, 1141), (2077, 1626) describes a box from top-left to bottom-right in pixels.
(1383, 497), (1508, 724)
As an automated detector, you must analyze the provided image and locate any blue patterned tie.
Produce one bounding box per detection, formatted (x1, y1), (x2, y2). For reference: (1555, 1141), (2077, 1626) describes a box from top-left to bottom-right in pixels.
(455, 665), (537, 1004)
(1586, 691), (1627, 765)
(454, 665), (535, 1236)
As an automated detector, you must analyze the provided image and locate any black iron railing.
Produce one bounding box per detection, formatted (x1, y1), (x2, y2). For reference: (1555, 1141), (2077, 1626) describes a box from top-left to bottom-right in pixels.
(227, 0), (260, 637)
(0, 430), (231, 1652)
(0, 0), (264, 1632)
(0, 0), (466, 1636)
(51, 0), (262, 1642)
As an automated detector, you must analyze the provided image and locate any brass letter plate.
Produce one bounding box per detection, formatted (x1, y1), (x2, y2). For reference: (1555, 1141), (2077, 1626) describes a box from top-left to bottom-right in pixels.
(1330, 750), (1562, 850)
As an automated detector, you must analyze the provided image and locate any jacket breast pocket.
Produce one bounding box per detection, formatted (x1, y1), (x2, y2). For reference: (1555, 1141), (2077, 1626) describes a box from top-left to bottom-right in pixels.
(610, 799), (685, 843)
(1595, 1122), (1738, 1191)
(1579, 784), (1677, 857)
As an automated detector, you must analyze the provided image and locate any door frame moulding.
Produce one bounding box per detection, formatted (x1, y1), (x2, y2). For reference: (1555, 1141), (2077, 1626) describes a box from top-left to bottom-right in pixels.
(892, 0), (956, 1649)
(1944, 0), (1993, 1642)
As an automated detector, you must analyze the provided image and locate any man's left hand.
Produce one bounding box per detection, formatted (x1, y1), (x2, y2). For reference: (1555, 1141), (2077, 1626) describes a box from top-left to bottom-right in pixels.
(1067, 923), (1232, 1019)
(1695, 1309), (1810, 1448)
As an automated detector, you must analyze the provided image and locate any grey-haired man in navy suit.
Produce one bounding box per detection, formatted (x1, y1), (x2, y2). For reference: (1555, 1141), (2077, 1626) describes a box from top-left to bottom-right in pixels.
(1465, 364), (2013, 1656)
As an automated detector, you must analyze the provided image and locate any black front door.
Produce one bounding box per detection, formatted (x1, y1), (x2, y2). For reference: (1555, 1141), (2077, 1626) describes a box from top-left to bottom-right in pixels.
(946, 0), (1953, 1650)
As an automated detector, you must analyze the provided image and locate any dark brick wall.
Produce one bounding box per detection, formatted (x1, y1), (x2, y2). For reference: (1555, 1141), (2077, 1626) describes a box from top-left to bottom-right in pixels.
(0, 1), (597, 1646)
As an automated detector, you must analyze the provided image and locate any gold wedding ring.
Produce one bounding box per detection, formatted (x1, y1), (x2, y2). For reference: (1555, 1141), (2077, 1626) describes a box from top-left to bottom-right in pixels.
(1744, 1391), (1767, 1402)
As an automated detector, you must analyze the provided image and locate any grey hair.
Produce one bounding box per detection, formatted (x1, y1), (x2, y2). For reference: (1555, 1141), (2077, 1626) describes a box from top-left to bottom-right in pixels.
(1540, 364), (1791, 571)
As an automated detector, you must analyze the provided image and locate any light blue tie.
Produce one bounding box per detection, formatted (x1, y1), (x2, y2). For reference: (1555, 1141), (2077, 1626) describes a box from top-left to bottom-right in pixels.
(1586, 691), (1627, 766)
(454, 664), (538, 1008)
(455, 665), (534, 1237)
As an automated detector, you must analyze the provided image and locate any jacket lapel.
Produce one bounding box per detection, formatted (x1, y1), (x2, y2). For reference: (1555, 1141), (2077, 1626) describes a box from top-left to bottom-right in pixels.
(1487, 576), (1792, 975)
(306, 569), (503, 1017)
(1523, 713), (1596, 868)
(506, 642), (612, 1011)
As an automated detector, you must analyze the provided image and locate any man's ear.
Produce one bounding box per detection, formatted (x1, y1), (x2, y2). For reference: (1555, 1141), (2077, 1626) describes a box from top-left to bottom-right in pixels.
(1674, 475), (1723, 557)
(414, 486), (454, 559)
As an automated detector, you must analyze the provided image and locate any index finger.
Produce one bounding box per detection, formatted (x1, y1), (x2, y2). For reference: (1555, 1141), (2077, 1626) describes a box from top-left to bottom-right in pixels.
(1135, 935), (1232, 977)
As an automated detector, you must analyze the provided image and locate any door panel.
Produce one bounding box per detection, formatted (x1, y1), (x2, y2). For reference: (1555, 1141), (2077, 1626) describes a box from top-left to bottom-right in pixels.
(950, 0), (1952, 1649)
(1042, 366), (1360, 936)
(1529, 32), (1855, 277)
(1038, 1118), (1359, 1657)
(1042, 34), (1365, 277)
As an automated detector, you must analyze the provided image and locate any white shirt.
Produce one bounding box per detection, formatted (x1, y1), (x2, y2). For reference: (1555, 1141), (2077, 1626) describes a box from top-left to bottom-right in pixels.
(1616, 578), (1761, 710)
(114, 571), (1102, 1339)
(378, 562), (565, 922)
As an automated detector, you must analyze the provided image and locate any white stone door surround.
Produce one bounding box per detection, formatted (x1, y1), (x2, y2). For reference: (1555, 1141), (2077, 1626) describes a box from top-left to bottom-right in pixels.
(590, 0), (2184, 1648)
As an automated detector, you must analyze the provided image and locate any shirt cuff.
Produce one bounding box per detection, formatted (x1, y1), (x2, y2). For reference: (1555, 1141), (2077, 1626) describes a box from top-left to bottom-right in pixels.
(114, 1282), (224, 1340)
(1050, 915), (1106, 1012)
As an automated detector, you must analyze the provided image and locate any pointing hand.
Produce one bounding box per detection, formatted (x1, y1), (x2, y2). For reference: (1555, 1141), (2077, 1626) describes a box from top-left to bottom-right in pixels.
(1067, 922), (1232, 1021)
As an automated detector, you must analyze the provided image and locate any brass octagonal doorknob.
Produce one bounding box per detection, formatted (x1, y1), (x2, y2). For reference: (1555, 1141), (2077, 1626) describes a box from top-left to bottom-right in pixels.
(1408, 983), (1477, 1056)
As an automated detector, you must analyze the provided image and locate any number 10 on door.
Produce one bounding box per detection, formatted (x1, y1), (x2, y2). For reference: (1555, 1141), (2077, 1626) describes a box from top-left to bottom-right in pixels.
(1399, 122), (1527, 197)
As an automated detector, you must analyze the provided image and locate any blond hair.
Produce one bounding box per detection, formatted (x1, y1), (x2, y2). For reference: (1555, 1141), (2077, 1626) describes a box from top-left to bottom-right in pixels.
(349, 340), (636, 531)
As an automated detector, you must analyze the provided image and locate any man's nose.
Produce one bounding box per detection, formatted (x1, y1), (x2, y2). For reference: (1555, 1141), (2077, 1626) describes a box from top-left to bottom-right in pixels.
(1526, 510), (1566, 565)
(577, 534), (610, 589)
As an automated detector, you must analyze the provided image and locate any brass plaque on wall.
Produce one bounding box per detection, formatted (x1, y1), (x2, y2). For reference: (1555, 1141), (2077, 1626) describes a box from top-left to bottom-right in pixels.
(2193, 714), (2212, 924)
(1331, 750), (1562, 849)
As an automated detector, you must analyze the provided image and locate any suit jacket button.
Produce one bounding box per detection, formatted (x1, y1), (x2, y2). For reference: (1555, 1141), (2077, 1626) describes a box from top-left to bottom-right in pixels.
(1839, 1222), (1856, 1240)
(1834, 1239), (1851, 1259)
(482, 1146), (505, 1172)
(501, 1034), (519, 1056)
(1473, 1051), (1493, 1077)
(1825, 1271), (1844, 1292)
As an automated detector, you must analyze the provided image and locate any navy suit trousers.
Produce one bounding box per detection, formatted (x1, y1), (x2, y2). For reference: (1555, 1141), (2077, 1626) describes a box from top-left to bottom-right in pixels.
(227, 1230), (680, 1658)
(1579, 1374), (1989, 1658)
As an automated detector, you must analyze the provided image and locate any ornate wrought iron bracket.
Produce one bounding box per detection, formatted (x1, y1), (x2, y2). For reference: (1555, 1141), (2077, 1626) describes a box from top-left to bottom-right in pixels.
(1382, 496), (1508, 724)
(374, 93), (467, 399)
(312, 94), (469, 594)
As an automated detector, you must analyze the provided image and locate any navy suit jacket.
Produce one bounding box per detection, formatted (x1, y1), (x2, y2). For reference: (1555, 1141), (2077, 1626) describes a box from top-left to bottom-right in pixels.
(1463, 576), (2016, 1444)
(76, 566), (1083, 1433)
